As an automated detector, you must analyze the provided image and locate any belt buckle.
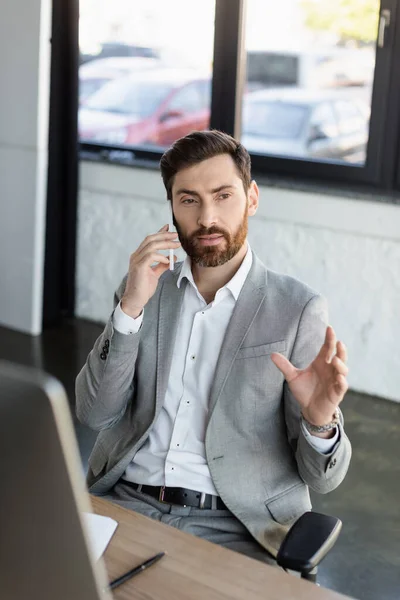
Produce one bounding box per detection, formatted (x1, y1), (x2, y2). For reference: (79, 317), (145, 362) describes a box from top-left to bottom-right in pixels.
(158, 486), (166, 503)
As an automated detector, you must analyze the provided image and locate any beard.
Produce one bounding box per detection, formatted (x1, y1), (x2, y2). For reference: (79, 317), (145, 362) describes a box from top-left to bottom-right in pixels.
(173, 208), (248, 268)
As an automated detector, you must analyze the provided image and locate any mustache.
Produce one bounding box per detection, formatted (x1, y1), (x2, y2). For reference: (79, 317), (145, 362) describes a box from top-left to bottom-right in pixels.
(190, 226), (228, 238)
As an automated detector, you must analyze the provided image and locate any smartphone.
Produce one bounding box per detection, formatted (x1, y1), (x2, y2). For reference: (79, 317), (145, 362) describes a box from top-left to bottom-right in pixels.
(169, 206), (174, 271)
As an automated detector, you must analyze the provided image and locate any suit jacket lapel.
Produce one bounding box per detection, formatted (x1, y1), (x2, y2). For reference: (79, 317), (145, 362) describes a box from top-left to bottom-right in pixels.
(156, 266), (186, 413)
(208, 254), (268, 416)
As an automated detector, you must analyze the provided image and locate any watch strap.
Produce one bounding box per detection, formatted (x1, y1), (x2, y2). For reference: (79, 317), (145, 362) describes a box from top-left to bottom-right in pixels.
(301, 408), (340, 434)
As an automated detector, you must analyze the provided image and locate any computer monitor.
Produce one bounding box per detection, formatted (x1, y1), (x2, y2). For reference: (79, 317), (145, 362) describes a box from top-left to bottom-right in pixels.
(0, 360), (111, 600)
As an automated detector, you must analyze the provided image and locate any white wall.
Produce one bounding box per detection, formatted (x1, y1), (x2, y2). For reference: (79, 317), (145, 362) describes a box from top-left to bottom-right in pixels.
(77, 161), (400, 402)
(0, 0), (51, 334)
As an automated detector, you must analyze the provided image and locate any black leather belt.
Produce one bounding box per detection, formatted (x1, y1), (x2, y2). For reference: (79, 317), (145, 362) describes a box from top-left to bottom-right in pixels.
(124, 482), (228, 510)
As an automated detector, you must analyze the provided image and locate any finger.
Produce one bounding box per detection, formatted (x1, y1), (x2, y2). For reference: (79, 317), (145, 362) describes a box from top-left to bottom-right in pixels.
(152, 255), (178, 275)
(333, 373), (348, 398)
(140, 252), (171, 266)
(336, 341), (347, 363)
(322, 326), (337, 363)
(138, 239), (181, 258)
(136, 229), (178, 249)
(135, 232), (180, 256)
(331, 355), (349, 377)
(152, 261), (171, 277)
(270, 353), (298, 382)
(159, 224), (169, 232)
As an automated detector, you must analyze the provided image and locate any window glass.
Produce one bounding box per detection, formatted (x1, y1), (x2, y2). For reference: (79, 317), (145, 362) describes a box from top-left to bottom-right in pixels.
(334, 100), (367, 135)
(167, 83), (205, 113)
(85, 78), (173, 117)
(78, 0), (214, 147)
(242, 0), (380, 164)
(199, 80), (212, 108)
(310, 102), (339, 138)
(79, 78), (111, 104)
(243, 100), (308, 139)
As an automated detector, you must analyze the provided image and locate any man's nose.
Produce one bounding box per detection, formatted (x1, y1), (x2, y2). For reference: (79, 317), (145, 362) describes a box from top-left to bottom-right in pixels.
(197, 205), (217, 229)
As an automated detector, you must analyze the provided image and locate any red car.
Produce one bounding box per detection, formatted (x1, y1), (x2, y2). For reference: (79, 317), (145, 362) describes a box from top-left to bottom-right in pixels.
(79, 68), (211, 147)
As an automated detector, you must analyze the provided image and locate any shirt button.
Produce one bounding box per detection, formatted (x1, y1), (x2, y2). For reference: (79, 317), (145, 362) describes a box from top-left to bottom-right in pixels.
(191, 355), (196, 361)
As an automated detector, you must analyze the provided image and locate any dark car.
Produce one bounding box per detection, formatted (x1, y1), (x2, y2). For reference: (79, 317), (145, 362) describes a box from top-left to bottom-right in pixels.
(242, 88), (370, 164)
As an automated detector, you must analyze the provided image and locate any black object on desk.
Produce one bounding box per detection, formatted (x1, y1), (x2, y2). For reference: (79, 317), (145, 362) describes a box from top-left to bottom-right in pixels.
(109, 551), (165, 590)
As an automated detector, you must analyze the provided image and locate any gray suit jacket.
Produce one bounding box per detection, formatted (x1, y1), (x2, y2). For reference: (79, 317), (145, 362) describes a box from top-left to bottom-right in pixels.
(76, 252), (351, 556)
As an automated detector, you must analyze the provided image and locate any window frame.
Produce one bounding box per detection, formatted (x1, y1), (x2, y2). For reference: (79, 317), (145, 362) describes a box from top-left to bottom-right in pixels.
(78, 0), (400, 198)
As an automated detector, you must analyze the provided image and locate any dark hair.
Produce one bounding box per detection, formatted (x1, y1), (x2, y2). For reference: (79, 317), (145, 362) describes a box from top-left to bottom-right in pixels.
(159, 130), (252, 200)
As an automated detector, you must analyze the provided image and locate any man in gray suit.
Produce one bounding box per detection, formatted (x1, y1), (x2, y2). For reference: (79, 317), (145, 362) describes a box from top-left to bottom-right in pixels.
(76, 130), (351, 564)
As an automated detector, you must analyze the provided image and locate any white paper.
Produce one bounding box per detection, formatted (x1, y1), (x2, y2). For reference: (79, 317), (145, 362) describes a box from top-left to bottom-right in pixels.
(83, 512), (118, 560)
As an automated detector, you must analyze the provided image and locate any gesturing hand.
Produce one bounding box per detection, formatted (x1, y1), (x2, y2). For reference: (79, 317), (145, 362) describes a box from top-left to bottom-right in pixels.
(271, 326), (348, 427)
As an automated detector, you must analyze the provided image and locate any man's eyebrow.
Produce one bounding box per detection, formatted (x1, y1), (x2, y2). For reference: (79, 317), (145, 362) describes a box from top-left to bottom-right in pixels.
(176, 184), (237, 196)
(210, 184), (237, 194)
(176, 188), (200, 197)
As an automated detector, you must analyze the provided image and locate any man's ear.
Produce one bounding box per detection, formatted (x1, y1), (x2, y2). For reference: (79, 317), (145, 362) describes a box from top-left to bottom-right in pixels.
(247, 180), (259, 216)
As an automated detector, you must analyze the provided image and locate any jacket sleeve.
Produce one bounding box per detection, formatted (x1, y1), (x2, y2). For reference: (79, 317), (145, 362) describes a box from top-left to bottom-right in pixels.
(75, 275), (141, 431)
(284, 294), (352, 494)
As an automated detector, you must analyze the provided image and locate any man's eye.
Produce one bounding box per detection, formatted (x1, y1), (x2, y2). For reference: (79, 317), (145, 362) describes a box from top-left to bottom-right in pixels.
(219, 194), (230, 200)
(182, 198), (195, 204)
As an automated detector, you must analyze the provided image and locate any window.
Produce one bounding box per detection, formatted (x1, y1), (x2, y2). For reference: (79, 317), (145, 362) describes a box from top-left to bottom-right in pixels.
(334, 100), (368, 135)
(242, 0), (379, 167)
(79, 0), (400, 196)
(79, 78), (110, 104)
(84, 79), (173, 117)
(78, 0), (215, 150)
(199, 80), (212, 108)
(167, 83), (206, 114)
(310, 103), (339, 140)
(243, 100), (308, 140)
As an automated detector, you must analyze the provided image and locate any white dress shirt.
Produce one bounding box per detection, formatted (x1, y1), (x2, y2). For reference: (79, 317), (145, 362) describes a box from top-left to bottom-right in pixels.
(114, 243), (338, 495)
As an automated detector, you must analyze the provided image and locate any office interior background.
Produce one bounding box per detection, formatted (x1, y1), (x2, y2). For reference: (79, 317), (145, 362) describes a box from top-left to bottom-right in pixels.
(0, 0), (399, 598)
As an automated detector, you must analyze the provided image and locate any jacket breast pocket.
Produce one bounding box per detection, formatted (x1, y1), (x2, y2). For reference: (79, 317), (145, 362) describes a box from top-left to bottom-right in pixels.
(236, 340), (286, 360)
(265, 483), (312, 526)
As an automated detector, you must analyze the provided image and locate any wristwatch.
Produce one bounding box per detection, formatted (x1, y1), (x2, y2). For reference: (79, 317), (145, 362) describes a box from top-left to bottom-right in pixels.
(301, 408), (340, 434)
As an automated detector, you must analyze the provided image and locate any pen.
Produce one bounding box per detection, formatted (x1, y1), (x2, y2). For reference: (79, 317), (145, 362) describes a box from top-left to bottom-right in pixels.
(109, 551), (165, 590)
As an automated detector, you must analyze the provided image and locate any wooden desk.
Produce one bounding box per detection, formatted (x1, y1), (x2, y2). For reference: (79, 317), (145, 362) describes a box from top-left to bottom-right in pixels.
(92, 496), (351, 600)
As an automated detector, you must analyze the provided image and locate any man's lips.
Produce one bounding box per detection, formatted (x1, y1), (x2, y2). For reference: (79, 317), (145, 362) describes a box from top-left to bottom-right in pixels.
(197, 234), (223, 239)
(196, 234), (225, 246)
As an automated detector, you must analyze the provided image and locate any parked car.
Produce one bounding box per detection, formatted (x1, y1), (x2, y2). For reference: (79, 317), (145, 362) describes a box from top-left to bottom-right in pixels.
(79, 42), (159, 65)
(79, 57), (161, 104)
(79, 69), (211, 147)
(242, 88), (370, 163)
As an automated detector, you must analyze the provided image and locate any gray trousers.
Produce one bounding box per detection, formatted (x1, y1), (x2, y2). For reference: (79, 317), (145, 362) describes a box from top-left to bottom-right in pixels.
(101, 480), (278, 566)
